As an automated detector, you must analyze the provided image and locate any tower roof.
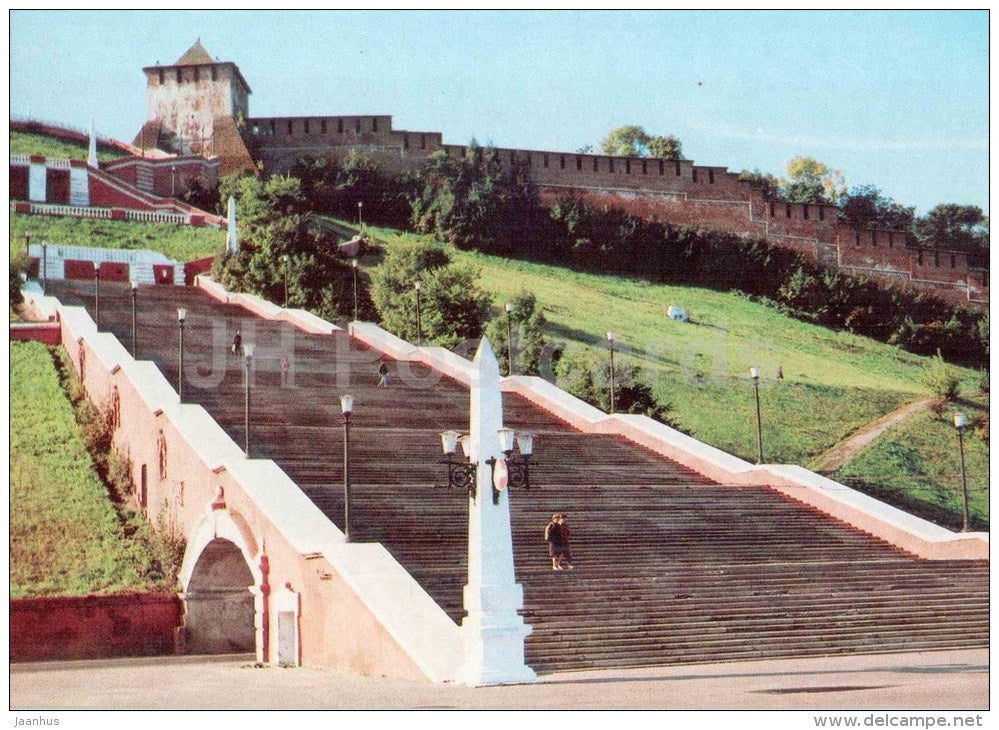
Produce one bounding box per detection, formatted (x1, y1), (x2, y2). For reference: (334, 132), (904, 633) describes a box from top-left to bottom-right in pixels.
(175, 39), (214, 66)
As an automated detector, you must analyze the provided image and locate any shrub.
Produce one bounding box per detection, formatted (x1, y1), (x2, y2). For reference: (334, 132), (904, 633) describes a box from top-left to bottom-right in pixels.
(10, 250), (30, 307)
(485, 290), (549, 376)
(921, 352), (961, 400)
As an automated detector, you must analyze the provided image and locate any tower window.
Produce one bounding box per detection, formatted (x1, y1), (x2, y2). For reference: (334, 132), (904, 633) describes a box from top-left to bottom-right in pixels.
(818, 207), (824, 221)
(918, 251), (924, 265)
(785, 204), (791, 219)
(692, 168), (698, 183)
(659, 160), (665, 175)
(934, 252), (940, 267)
(642, 160), (647, 175)
(511, 151), (516, 164)
(951, 254), (956, 268)
(871, 231), (877, 246)
(270, 120), (276, 135)
(193, 67), (199, 82)
(803, 205), (809, 220)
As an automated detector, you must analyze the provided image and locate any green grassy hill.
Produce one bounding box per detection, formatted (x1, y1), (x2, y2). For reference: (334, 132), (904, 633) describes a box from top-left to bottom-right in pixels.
(10, 342), (180, 597)
(354, 222), (988, 527)
(10, 212), (222, 263)
(10, 130), (129, 163)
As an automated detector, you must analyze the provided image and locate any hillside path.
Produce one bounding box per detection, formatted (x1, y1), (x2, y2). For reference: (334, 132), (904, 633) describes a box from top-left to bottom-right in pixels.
(809, 397), (934, 474)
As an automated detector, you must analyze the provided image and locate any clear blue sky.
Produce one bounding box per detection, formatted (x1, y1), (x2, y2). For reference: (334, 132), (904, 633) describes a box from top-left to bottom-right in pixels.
(10, 10), (988, 214)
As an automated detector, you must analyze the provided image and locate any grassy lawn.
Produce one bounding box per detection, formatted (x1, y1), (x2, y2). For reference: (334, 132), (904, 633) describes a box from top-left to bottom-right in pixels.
(10, 130), (129, 162)
(10, 341), (179, 597)
(834, 395), (990, 529)
(10, 212), (222, 263)
(354, 222), (981, 469)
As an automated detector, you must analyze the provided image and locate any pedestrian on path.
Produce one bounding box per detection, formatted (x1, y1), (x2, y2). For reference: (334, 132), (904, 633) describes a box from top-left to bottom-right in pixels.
(231, 329), (242, 356)
(378, 361), (390, 388)
(544, 512), (574, 571)
(281, 356), (290, 386)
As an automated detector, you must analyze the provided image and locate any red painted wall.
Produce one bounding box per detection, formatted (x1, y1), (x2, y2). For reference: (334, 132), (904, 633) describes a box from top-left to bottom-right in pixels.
(9, 323), (62, 345)
(63, 259), (97, 280)
(184, 256), (214, 285)
(153, 264), (175, 285)
(46, 168), (71, 204)
(10, 592), (182, 662)
(99, 261), (130, 282)
(11, 165), (29, 200)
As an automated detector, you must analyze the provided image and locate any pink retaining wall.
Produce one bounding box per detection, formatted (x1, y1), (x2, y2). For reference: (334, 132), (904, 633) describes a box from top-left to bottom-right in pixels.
(54, 305), (430, 680)
(10, 592), (182, 662)
(10, 322), (61, 345)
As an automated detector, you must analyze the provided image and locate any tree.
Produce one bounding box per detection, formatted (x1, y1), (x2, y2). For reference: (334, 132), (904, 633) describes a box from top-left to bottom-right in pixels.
(369, 241), (492, 349)
(554, 348), (678, 427)
(839, 185), (915, 230)
(738, 168), (783, 201)
(646, 135), (683, 160)
(212, 174), (356, 321)
(600, 126), (684, 159)
(409, 142), (540, 254)
(10, 251), (29, 307)
(485, 290), (549, 376)
(914, 204), (989, 252)
(782, 156), (845, 205)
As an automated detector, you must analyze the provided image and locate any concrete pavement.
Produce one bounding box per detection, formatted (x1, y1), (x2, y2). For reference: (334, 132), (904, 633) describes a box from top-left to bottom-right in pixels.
(9, 648), (988, 710)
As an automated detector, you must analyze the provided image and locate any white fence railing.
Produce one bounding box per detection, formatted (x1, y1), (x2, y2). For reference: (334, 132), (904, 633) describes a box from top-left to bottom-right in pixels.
(11, 201), (195, 226)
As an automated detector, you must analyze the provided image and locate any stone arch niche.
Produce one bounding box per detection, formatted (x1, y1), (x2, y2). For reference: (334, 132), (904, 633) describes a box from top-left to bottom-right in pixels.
(184, 537), (256, 655)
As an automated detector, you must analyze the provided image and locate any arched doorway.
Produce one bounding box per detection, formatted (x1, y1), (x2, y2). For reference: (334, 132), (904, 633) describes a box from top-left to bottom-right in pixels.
(184, 538), (256, 654)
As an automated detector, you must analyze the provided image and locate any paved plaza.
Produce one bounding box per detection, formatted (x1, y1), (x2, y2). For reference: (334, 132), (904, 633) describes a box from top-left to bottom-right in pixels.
(10, 648), (987, 711)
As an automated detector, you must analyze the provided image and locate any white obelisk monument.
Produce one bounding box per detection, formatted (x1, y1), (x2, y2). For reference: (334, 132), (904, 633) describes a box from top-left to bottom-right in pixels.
(226, 196), (239, 254)
(88, 119), (98, 168)
(462, 338), (536, 686)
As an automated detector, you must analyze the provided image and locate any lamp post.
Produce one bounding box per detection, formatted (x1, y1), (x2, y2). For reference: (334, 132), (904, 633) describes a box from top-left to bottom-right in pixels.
(341, 394), (354, 541)
(954, 412), (971, 532)
(41, 241), (47, 294)
(357, 200), (363, 228)
(505, 302), (515, 376)
(171, 165), (177, 197)
(606, 331), (617, 414)
(414, 281), (423, 344)
(130, 281), (138, 358)
(282, 254), (290, 308)
(243, 344), (254, 457)
(351, 258), (359, 321)
(750, 366), (764, 464)
(177, 308), (187, 401)
(439, 427), (535, 505)
(24, 232), (30, 257)
(93, 268), (101, 328)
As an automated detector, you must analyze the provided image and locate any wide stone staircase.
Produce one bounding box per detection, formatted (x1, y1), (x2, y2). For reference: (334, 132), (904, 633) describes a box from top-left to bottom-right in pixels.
(51, 280), (989, 673)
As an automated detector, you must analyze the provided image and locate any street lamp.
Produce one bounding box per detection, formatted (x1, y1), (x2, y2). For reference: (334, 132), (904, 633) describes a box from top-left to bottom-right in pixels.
(41, 241), (47, 294)
(130, 281), (138, 358)
(341, 394), (354, 541)
(414, 281), (423, 344)
(24, 232), (31, 257)
(750, 366), (763, 464)
(171, 165), (177, 197)
(606, 331), (617, 414)
(439, 430), (477, 498)
(351, 258), (359, 321)
(439, 428), (535, 504)
(243, 344), (254, 457)
(357, 200), (363, 228)
(282, 254), (290, 307)
(177, 308), (187, 401)
(954, 412), (971, 532)
(505, 302), (515, 376)
(93, 268), (101, 328)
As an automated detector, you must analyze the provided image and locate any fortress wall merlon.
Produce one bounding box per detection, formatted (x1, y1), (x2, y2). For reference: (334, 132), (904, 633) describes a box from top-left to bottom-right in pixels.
(248, 115), (397, 148)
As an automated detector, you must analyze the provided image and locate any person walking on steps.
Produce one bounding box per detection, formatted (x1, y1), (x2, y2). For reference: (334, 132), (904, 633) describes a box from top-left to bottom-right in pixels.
(231, 329), (242, 356)
(377, 361), (390, 388)
(545, 512), (574, 571)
